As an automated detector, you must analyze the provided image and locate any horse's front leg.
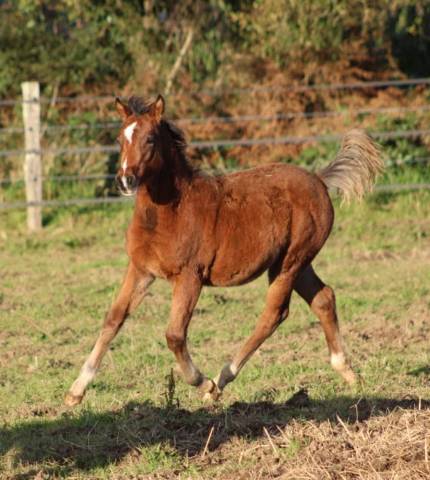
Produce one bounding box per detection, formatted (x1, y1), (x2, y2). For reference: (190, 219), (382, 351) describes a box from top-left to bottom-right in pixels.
(65, 264), (154, 406)
(165, 271), (215, 396)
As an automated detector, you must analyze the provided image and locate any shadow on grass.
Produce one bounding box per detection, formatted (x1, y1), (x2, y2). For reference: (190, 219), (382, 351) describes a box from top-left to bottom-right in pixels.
(1, 393), (430, 478)
(408, 366), (430, 376)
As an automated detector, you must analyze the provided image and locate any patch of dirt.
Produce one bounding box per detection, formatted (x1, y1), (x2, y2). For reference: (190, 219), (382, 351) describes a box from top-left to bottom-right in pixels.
(350, 303), (430, 351)
(351, 249), (400, 261)
(351, 245), (430, 262)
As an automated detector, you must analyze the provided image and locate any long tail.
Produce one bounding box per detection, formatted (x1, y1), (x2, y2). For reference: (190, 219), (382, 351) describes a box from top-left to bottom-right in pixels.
(318, 129), (383, 202)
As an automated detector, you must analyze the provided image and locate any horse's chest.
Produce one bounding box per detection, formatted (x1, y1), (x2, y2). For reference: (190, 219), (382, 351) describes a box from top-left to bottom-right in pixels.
(141, 207), (158, 231)
(126, 220), (180, 280)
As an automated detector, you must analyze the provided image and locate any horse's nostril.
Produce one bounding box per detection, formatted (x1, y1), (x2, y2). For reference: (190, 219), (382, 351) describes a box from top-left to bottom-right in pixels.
(126, 175), (136, 188)
(115, 173), (136, 193)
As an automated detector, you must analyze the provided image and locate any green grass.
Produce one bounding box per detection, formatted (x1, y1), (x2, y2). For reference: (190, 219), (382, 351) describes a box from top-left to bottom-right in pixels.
(0, 188), (430, 479)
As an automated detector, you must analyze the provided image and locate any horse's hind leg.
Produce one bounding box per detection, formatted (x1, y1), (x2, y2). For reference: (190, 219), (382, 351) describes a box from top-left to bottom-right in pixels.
(65, 264), (154, 406)
(206, 266), (296, 401)
(294, 265), (356, 384)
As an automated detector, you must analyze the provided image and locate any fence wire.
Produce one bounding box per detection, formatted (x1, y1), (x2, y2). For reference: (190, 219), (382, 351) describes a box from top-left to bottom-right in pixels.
(2, 155), (429, 187)
(1, 183), (429, 211)
(1, 128), (430, 159)
(2, 104), (430, 136)
(1, 76), (430, 107)
(0, 197), (131, 209)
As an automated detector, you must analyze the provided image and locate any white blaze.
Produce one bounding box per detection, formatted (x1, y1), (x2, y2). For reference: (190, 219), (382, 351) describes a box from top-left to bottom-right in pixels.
(121, 121), (137, 192)
(124, 121), (137, 144)
(121, 156), (128, 188)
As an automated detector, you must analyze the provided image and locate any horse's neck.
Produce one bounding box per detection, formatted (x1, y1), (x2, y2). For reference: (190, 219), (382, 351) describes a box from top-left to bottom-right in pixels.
(137, 167), (191, 208)
(133, 142), (193, 214)
(169, 147), (193, 181)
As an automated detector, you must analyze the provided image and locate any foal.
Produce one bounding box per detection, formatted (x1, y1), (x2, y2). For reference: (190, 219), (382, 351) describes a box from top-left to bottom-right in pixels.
(65, 95), (382, 406)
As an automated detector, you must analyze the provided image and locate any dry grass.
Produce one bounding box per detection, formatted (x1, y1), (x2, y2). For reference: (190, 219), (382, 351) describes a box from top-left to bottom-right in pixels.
(244, 403), (430, 480)
(184, 398), (430, 480)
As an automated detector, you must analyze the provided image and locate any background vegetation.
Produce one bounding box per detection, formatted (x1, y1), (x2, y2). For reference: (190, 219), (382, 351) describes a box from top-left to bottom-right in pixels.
(2, 0), (430, 97)
(1, 0), (430, 196)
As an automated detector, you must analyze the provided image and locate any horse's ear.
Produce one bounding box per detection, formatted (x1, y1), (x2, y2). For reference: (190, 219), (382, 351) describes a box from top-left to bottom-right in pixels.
(151, 94), (165, 122)
(115, 97), (131, 120)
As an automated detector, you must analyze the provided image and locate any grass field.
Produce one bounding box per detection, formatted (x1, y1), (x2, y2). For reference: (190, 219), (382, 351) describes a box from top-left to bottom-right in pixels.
(1, 187), (430, 479)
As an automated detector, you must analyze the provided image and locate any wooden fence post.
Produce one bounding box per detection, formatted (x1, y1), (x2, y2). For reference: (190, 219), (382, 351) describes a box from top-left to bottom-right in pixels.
(21, 81), (42, 231)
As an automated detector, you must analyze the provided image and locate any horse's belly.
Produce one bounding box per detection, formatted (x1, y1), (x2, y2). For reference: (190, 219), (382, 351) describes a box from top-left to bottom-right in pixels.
(208, 257), (273, 286)
(207, 230), (285, 286)
(206, 190), (292, 286)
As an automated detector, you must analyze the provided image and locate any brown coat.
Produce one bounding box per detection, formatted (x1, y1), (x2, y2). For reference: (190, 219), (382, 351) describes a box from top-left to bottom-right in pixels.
(127, 164), (333, 287)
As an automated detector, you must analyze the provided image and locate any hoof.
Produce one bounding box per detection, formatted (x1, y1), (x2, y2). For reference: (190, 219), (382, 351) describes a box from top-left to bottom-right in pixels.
(199, 378), (215, 394)
(202, 381), (222, 403)
(64, 392), (84, 407)
(343, 368), (357, 385)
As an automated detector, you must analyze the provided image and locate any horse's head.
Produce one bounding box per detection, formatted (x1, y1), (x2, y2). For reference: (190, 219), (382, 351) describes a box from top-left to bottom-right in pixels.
(114, 95), (165, 196)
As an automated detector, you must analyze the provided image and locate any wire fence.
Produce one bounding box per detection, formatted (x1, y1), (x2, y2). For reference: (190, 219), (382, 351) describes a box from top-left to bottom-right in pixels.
(1, 127), (430, 159)
(3, 104), (430, 137)
(1, 77), (430, 215)
(194, 77), (430, 96)
(2, 104), (430, 135)
(1, 76), (430, 107)
(1, 154), (429, 187)
(1, 182), (430, 211)
(1, 153), (430, 188)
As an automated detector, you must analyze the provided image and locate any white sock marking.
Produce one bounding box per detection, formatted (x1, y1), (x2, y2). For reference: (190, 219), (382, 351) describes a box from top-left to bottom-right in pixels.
(70, 362), (97, 396)
(331, 352), (346, 370)
(124, 121), (137, 144)
(214, 363), (238, 390)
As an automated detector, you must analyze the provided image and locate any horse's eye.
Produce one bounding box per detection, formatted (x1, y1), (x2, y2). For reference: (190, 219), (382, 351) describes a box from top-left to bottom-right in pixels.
(147, 135), (155, 145)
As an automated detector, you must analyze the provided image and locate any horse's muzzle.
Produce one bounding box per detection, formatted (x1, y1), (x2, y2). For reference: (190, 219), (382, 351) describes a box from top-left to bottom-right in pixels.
(116, 173), (137, 196)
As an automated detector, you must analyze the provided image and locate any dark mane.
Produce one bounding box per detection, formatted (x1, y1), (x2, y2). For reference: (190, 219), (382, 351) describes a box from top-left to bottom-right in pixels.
(162, 119), (195, 178)
(162, 119), (188, 157)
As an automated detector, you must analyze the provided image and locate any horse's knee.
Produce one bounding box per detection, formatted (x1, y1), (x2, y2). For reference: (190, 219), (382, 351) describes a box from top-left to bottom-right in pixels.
(165, 329), (185, 352)
(311, 285), (335, 315)
(104, 305), (127, 330)
(258, 306), (289, 337)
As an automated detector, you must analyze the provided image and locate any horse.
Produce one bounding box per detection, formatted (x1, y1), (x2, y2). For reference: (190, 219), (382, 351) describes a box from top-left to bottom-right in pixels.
(65, 94), (383, 406)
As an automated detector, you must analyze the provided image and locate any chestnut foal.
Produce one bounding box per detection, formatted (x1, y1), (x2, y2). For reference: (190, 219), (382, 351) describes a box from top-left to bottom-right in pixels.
(65, 95), (382, 406)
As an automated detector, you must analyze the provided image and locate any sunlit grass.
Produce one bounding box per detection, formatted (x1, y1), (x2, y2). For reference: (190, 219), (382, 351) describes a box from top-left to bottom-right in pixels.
(0, 188), (429, 478)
